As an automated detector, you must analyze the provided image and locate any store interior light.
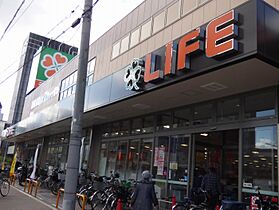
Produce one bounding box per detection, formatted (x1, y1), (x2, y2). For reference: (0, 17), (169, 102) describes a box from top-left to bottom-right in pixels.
(163, 125), (170, 129)
(260, 158), (267, 161)
(136, 129), (141, 132)
(252, 151), (259, 154)
(130, 146), (135, 150)
(200, 133), (208, 137)
(144, 145), (150, 149)
(244, 155), (250, 158)
(253, 160), (259, 163)
(255, 165), (260, 168)
(181, 144), (188, 147)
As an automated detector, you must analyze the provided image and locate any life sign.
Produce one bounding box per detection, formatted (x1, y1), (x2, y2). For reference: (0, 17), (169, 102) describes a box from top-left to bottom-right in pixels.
(144, 10), (238, 83)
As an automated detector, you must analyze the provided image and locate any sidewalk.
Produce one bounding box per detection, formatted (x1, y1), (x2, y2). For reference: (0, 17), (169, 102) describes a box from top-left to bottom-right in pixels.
(13, 182), (82, 210)
(1, 186), (55, 210)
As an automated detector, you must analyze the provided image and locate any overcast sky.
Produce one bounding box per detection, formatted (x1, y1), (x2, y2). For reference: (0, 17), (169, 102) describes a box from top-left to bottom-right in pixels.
(0, 0), (143, 121)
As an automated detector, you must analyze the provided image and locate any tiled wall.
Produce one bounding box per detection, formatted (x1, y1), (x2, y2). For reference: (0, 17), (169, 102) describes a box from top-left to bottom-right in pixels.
(22, 0), (279, 118)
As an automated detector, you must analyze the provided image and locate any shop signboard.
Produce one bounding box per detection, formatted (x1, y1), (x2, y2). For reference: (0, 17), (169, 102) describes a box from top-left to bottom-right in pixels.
(124, 10), (239, 91)
(34, 47), (75, 88)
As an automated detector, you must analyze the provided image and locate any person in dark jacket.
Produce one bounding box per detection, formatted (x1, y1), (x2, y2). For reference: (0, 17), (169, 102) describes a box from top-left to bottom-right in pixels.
(131, 170), (158, 210)
(201, 167), (220, 210)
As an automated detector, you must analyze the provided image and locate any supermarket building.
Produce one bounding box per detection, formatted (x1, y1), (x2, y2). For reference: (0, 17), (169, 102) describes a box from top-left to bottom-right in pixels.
(3, 0), (279, 203)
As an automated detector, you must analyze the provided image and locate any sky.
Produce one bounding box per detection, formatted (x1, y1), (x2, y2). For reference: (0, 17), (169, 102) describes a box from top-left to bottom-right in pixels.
(0, 0), (144, 121)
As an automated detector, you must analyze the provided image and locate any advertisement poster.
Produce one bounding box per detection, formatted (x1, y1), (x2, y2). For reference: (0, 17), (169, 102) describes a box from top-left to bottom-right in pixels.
(156, 146), (165, 175)
(34, 47), (75, 88)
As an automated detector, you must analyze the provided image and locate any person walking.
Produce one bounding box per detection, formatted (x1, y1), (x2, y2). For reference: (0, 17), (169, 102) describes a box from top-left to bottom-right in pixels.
(201, 167), (220, 210)
(131, 170), (158, 210)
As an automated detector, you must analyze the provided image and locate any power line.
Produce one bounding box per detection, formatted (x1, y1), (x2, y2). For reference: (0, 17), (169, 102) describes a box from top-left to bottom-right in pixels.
(0, 27), (75, 86)
(45, 5), (81, 37)
(0, 4), (81, 77)
(67, 23), (82, 43)
(0, 0), (100, 86)
(0, 0), (26, 42)
(7, 0), (36, 34)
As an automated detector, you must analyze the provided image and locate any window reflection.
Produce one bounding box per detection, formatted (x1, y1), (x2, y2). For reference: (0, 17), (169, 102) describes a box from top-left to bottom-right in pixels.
(243, 126), (278, 192)
(115, 141), (128, 179)
(156, 113), (172, 130)
(126, 140), (140, 180)
(244, 90), (276, 118)
(138, 139), (153, 178)
(217, 98), (240, 121)
(105, 142), (117, 177)
(193, 103), (214, 125)
(131, 118), (142, 134)
(173, 108), (191, 128)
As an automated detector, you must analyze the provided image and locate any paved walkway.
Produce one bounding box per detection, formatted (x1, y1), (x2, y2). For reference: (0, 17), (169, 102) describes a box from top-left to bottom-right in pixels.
(0, 186), (55, 210)
(13, 183), (84, 210)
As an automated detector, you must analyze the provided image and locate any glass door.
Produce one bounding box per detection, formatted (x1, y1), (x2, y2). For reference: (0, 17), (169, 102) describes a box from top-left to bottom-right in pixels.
(152, 136), (169, 202)
(193, 130), (239, 200)
(126, 140), (140, 180)
(168, 135), (191, 201)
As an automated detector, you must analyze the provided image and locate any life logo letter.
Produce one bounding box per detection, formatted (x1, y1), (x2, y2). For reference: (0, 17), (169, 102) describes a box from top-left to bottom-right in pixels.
(206, 10), (238, 58)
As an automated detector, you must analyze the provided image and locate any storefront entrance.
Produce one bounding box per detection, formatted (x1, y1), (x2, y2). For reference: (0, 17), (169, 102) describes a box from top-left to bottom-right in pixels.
(193, 130), (239, 200)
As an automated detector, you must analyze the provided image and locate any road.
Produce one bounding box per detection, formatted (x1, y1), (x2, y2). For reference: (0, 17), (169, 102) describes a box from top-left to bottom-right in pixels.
(0, 186), (55, 210)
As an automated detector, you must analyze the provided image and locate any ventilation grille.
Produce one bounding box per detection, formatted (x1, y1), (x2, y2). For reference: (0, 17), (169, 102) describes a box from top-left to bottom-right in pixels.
(132, 103), (150, 110)
(200, 82), (227, 91)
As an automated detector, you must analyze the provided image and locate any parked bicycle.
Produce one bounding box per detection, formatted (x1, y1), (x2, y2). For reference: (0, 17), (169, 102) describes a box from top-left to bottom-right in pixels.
(172, 188), (209, 210)
(254, 186), (278, 210)
(0, 171), (10, 197)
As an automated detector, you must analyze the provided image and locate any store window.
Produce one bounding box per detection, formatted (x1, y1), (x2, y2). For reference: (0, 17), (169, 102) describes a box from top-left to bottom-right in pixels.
(98, 143), (108, 176)
(130, 28), (140, 48)
(115, 141), (128, 179)
(126, 140), (140, 180)
(244, 90), (276, 119)
(152, 136), (169, 200)
(168, 135), (190, 201)
(138, 139), (153, 178)
(131, 118), (142, 134)
(156, 112), (172, 130)
(173, 107), (191, 128)
(143, 115), (154, 133)
(59, 71), (77, 100)
(119, 120), (130, 136)
(101, 124), (111, 138)
(120, 34), (130, 54)
(111, 122), (120, 137)
(105, 141), (118, 177)
(242, 126), (278, 193)
(87, 57), (96, 86)
(112, 41), (120, 59)
(217, 97), (240, 122)
(193, 103), (214, 125)
(46, 134), (69, 170)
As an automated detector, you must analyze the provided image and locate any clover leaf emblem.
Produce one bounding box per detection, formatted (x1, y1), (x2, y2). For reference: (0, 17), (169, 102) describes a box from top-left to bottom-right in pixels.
(124, 58), (145, 91)
(41, 52), (68, 78)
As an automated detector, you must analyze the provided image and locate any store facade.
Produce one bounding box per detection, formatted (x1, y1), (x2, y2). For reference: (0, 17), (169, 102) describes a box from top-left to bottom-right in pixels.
(2, 0), (279, 205)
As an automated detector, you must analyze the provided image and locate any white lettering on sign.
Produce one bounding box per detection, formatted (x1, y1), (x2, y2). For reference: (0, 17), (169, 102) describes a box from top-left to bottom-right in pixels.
(31, 87), (59, 109)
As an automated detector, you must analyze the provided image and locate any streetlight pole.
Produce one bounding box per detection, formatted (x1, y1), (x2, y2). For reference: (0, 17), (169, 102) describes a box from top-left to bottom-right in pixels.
(62, 0), (93, 209)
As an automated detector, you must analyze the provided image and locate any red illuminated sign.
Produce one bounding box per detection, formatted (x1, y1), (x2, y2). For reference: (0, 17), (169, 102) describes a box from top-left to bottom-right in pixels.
(143, 10), (238, 83)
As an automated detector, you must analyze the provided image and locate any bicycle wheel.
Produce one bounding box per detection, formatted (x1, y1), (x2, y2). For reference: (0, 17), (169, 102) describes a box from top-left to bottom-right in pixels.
(91, 190), (107, 209)
(0, 180), (10, 197)
(78, 187), (94, 210)
(172, 203), (189, 210)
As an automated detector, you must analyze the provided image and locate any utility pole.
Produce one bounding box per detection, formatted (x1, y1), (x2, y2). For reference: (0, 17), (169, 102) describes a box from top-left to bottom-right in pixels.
(62, 0), (93, 209)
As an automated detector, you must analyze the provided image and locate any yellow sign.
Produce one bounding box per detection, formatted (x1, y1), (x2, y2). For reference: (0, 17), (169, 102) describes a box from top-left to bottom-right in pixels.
(9, 152), (17, 176)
